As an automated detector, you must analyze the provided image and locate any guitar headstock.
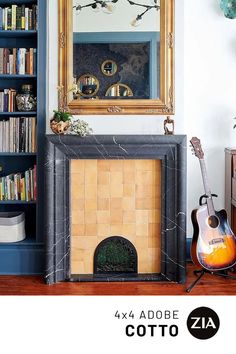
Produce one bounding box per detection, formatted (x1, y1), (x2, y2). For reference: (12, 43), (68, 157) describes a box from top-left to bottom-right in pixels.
(190, 137), (204, 159)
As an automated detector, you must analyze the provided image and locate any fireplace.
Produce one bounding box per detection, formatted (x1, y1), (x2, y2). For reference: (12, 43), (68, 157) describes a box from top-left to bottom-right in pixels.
(45, 135), (186, 284)
(94, 236), (138, 275)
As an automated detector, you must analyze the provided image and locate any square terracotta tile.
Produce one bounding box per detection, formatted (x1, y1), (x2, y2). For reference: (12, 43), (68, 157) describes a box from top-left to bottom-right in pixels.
(85, 184), (97, 199)
(110, 209), (123, 224)
(97, 198), (110, 210)
(71, 224), (85, 237)
(98, 185), (110, 198)
(70, 160), (85, 173)
(84, 199), (97, 211)
(123, 184), (135, 197)
(110, 184), (123, 198)
(97, 160), (110, 171)
(97, 211), (110, 224)
(71, 210), (84, 224)
(110, 160), (123, 171)
(123, 211), (136, 223)
(85, 224), (98, 236)
(97, 224), (111, 236)
(123, 197), (135, 210)
(85, 211), (97, 224)
(98, 172), (110, 185)
(110, 198), (123, 210)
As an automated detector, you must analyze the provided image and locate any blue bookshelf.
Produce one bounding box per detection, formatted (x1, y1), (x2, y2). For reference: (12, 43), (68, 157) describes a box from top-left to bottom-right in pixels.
(0, 74), (37, 78)
(0, 30), (37, 37)
(0, 111), (37, 116)
(0, 0), (46, 274)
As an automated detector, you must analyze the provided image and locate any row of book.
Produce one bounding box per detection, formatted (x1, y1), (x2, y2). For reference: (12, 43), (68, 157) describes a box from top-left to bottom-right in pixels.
(0, 89), (17, 112)
(0, 48), (37, 75)
(0, 166), (37, 201)
(0, 5), (38, 31)
(0, 117), (37, 153)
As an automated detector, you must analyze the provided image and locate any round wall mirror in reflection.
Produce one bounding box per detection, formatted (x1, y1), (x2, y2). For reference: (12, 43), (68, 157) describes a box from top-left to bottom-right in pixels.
(105, 83), (133, 98)
(101, 60), (118, 77)
(77, 74), (100, 98)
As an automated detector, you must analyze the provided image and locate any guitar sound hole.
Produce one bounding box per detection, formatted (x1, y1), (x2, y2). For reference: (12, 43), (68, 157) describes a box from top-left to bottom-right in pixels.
(208, 215), (219, 229)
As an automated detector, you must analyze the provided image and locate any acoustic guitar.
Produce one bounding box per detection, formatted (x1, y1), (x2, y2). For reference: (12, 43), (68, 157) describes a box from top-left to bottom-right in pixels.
(190, 137), (236, 271)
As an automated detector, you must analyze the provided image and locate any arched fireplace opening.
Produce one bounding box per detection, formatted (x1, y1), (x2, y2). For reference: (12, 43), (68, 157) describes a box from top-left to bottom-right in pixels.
(94, 236), (138, 275)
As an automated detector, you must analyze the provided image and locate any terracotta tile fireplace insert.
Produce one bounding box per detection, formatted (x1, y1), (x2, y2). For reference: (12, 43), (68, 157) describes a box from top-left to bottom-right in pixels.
(71, 159), (161, 276)
(45, 135), (186, 284)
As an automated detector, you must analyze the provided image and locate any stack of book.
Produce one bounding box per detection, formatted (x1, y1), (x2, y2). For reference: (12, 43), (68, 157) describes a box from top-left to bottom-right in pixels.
(0, 48), (37, 75)
(0, 89), (17, 112)
(0, 165), (37, 201)
(0, 117), (37, 153)
(0, 5), (38, 31)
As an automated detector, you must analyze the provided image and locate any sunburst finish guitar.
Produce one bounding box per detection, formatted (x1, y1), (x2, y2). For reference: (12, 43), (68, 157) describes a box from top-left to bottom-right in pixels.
(190, 137), (236, 271)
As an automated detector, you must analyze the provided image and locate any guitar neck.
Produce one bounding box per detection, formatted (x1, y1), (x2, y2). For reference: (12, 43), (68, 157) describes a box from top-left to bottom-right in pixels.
(199, 159), (215, 216)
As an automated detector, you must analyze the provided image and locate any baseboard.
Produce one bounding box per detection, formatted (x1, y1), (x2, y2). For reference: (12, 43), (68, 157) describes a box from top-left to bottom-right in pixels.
(0, 244), (44, 275)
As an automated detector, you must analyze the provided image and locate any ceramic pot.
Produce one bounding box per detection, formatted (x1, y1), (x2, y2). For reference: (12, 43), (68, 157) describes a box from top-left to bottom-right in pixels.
(50, 119), (70, 135)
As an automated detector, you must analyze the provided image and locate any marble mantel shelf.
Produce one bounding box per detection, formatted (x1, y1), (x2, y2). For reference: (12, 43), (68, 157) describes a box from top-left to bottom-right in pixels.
(44, 135), (187, 285)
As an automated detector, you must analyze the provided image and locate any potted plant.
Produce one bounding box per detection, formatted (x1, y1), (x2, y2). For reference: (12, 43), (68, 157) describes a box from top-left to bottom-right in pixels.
(50, 84), (93, 136)
(50, 85), (76, 134)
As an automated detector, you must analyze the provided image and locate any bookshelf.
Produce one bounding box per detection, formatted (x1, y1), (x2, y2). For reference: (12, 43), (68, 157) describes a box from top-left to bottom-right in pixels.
(0, 0), (46, 274)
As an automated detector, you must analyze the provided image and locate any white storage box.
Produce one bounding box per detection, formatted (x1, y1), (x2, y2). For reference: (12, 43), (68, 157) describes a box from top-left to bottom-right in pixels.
(0, 212), (26, 243)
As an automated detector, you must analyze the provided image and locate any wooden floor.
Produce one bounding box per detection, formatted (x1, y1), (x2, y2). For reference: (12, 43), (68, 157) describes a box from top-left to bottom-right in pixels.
(0, 263), (236, 295)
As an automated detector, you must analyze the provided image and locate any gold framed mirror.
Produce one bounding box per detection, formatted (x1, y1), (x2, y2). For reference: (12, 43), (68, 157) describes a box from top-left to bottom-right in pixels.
(58, 0), (174, 115)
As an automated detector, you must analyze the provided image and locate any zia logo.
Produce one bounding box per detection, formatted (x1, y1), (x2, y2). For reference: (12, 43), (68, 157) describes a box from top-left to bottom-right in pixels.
(187, 307), (220, 340)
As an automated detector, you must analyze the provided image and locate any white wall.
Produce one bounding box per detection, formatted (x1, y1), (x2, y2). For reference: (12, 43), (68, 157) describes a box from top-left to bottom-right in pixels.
(185, 0), (236, 234)
(47, 0), (236, 237)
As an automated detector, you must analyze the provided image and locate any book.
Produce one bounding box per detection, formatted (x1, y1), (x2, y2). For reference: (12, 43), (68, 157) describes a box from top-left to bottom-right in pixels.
(0, 166), (37, 201)
(0, 47), (36, 75)
(0, 5), (38, 31)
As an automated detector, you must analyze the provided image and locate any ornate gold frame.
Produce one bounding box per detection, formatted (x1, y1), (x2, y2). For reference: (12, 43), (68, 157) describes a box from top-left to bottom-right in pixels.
(58, 0), (175, 115)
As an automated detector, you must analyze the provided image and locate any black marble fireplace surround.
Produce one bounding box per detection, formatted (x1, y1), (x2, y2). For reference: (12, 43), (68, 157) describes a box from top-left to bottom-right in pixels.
(45, 135), (186, 284)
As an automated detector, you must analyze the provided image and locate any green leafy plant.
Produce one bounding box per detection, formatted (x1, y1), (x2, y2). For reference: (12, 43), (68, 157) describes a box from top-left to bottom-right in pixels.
(53, 110), (72, 123)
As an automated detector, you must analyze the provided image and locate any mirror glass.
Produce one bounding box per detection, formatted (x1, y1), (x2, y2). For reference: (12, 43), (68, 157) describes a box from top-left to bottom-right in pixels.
(72, 0), (160, 100)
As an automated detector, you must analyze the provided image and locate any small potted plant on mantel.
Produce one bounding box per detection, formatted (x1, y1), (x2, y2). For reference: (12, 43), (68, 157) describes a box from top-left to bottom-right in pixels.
(50, 85), (92, 136)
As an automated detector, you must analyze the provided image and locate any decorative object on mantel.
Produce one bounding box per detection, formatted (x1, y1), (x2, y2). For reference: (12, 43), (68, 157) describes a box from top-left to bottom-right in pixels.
(50, 85), (75, 134)
(50, 85), (93, 135)
(68, 116), (93, 136)
(50, 110), (72, 134)
(164, 116), (174, 135)
(16, 84), (37, 112)
(220, 0), (236, 19)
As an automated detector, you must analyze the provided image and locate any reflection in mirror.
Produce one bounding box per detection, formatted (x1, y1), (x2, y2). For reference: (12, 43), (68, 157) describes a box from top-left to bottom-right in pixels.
(76, 74), (100, 97)
(101, 60), (118, 76)
(73, 0), (160, 100)
(106, 83), (133, 97)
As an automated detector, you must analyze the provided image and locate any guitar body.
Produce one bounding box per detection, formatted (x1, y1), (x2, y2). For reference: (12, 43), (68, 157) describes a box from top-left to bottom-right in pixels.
(191, 206), (236, 271)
